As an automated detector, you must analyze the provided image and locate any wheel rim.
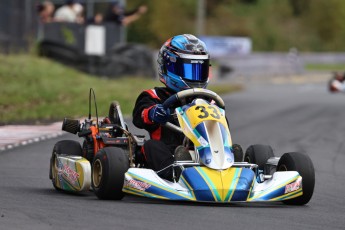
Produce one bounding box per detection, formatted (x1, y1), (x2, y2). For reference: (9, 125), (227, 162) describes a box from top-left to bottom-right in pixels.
(93, 159), (103, 188)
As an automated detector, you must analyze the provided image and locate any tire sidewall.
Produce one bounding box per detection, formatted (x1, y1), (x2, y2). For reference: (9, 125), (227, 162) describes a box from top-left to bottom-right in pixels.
(109, 101), (121, 125)
(92, 147), (129, 200)
(278, 152), (315, 205)
(244, 144), (274, 170)
(50, 140), (82, 189)
(232, 144), (244, 162)
(53, 140), (83, 156)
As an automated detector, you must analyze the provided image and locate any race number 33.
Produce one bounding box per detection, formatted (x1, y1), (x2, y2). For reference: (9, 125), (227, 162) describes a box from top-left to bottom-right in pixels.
(195, 105), (221, 119)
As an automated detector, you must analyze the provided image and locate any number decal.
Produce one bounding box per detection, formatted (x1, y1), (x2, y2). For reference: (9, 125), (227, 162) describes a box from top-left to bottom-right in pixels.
(194, 105), (221, 119)
(195, 106), (209, 119)
(208, 106), (221, 119)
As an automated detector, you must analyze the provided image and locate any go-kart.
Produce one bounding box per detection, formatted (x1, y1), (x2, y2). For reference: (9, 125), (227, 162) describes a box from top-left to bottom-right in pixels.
(50, 88), (315, 205)
(329, 72), (345, 93)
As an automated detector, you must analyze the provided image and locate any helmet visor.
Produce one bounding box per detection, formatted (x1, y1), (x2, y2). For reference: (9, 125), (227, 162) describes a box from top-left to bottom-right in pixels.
(167, 58), (209, 82)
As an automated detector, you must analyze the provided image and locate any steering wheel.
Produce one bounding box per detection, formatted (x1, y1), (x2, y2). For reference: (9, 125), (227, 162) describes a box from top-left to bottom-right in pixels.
(162, 88), (225, 110)
(162, 88), (225, 133)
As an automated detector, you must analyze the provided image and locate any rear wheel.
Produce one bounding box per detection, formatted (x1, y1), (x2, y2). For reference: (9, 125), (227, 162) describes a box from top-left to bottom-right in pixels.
(109, 101), (126, 136)
(92, 147), (129, 200)
(49, 140), (82, 190)
(244, 144), (274, 171)
(82, 140), (94, 162)
(277, 152), (315, 205)
(109, 101), (121, 125)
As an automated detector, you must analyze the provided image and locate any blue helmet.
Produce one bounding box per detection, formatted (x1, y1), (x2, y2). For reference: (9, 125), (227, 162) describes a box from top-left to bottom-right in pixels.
(157, 34), (210, 92)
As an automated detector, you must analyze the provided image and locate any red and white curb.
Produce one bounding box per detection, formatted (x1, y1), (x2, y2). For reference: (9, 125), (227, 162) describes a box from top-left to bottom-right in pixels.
(0, 122), (65, 152)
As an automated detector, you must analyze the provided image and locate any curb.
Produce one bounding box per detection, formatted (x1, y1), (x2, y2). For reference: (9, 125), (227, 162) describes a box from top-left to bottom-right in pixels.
(0, 122), (65, 152)
(0, 132), (65, 152)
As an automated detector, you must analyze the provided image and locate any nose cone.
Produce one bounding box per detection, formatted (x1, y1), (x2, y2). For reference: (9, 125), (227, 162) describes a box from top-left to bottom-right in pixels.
(198, 146), (234, 169)
(180, 167), (255, 202)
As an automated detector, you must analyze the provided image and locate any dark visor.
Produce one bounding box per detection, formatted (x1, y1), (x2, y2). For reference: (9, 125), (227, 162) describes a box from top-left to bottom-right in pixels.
(167, 58), (209, 82)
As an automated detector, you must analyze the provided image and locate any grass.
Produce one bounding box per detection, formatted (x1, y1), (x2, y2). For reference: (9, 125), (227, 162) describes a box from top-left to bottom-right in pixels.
(305, 63), (345, 71)
(0, 54), (241, 125)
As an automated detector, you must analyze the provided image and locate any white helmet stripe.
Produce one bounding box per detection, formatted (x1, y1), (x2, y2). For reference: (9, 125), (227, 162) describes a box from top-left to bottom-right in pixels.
(177, 53), (209, 59)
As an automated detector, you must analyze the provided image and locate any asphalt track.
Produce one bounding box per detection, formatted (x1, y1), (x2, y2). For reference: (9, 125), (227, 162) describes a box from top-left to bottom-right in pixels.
(1, 82), (345, 230)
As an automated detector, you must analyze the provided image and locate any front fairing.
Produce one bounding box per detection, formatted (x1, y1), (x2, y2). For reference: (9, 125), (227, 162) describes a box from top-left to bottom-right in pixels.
(123, 167), (303, 202)
(176, 99), (234, 169)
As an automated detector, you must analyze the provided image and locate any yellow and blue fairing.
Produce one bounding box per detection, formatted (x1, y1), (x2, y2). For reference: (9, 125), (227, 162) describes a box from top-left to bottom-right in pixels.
(123, 167), (255, 202)
(176, 99), (234, 169)
(123, 167), (303, 202)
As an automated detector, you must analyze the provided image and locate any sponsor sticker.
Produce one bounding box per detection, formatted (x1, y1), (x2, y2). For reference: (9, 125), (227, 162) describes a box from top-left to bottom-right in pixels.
(58, 164), (80, 183)
(124, 179), (151, 191)
(198, 136), (209, 147)
(285, 179), (302, 194)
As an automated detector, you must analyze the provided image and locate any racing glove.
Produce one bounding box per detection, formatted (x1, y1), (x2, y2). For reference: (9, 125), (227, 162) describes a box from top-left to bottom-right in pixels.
(148, 104), (170, 124)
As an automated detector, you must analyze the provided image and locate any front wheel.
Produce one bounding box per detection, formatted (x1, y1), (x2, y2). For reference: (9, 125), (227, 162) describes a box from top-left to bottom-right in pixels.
(92, 147), (129, 200)
(277, 152), (315, 205)
(49, 140), (83, 190)
(244, 144), (274, 171)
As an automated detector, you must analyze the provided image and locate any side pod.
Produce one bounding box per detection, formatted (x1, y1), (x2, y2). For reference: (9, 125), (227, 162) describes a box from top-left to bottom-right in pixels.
(52, 155), (91, 192)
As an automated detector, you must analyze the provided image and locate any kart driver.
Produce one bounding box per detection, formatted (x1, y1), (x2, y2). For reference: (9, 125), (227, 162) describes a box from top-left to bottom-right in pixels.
(132, 34), (211, 181)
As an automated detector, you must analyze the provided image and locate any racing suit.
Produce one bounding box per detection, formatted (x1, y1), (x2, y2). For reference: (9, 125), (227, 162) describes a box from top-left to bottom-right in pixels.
(132, 87), (184, 180)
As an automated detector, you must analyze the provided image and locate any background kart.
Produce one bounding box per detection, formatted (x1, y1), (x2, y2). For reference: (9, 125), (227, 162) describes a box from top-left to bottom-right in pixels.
(328, 72), (345, 93)
(50, 88), (315, 205)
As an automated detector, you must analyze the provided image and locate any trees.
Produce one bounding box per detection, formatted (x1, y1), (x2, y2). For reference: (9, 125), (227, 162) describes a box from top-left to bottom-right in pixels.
(126, 0), (345, 51)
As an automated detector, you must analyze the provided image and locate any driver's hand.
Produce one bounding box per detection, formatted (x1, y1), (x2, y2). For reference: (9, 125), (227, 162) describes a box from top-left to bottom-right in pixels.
(148, 104), (170, 124)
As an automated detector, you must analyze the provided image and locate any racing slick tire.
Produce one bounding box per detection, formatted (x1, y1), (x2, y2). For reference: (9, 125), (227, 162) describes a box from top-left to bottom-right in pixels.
(49, 140), (83, 190)
(277, 152), (315, 205)
(108, 101), (127, 136)
(82, 140), (94, 163)
(244, 144), (274, 171)
(92, 147), (129, 200)
(109, 101), (121, 125)
(232, 144), (244, 162)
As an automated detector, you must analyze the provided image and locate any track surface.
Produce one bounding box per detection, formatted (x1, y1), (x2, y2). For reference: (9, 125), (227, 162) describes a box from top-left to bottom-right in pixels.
(1, 83), (345, 230)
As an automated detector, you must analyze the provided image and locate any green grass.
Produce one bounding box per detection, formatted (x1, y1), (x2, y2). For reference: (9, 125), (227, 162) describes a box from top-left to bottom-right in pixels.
(0, 54), (241, 124)
(305, 63), (345, 71)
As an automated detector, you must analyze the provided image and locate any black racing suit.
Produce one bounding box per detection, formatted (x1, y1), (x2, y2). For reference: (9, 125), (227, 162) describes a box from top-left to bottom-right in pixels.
(132, 87), (184, 179)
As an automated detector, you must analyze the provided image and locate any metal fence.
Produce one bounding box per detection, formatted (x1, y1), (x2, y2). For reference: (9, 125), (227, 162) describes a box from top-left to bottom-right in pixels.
(0, 0), (125, 54)
(0, 0), (36, 53)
